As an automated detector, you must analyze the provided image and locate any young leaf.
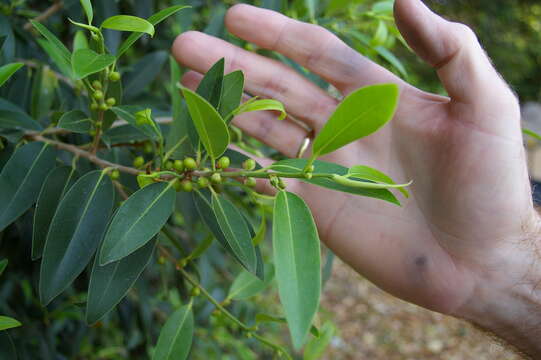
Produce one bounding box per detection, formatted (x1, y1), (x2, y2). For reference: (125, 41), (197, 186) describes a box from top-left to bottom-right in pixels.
(181, 87), (230, 161)
(73, 31), (89, 51)
(152, 304), (194, 360)
(331, 174), (412, 192)
(219, 70), (244, 119)
(0, 316), (21, 331)
(227, 264), (275, 301)
(303, 321), (337, 360)
(0, 142), (56, 232)
(348, 165), (409, 197)
(99, 182), (175, 265)
(0, 259), (7, 277)
(39, 170), (114, 305)
(101, 15), (155, 37)
(57, 110), (92, 133)
(32, 166), (77, 260)
(212, 194), (258, 274)
(71, 49), (115, 80)
(312, 84), (399, 158)
(0, 63), (23, 87)
(86, 237), (156, 324)
(111, 105), (160, 140)
(523, 128), (541, 141)
(117, 5), (189, 58)
(80, 0), (93, 24)
(273, 191), (321, 350)
(231, 99), (286, 121)
(270, 159), (399, 205)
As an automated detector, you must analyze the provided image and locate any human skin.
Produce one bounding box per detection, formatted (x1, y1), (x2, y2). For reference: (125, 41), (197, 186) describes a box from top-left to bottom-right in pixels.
(172, 0), (541, 357)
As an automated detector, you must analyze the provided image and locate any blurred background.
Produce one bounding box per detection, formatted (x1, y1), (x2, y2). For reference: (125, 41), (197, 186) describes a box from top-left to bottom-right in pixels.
(1, 0), (540, 359)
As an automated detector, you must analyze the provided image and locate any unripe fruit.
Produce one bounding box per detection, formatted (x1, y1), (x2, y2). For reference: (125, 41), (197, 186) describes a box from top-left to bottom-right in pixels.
(245, 177), (257, 187)
(189, 287), (200, 297)
(99, 103), (108, 111)
(93, 90), (103, 100)
(172, 180), (183, 192)
(92, 80), (102, 89)
(143, 142), (153, 154)
(197, 177), (209, 188)
(210, 173), (222, 184)
(173, 159), (184, 172)
(180, 179), (193, 192)
(304, 172), (313, 180)
(109, 71), (121, 82)
(246, 332), (253, 338)
(177, 259), (188, 268)
(90, 103), (98, 111)
(216, 156), (230, 170)
(89, 129), (97, 136)
(164, 160), (174, 170)
(183, 157), (197, 170)
(106, 97), (116, 107)
(110, 169), (120, 180)
(136, 174), (153, 188)
(278, 179), (286, 189)
(157, 256), (166, 265)
(133, 156), (145, 168)
(242, 159), (256, 171)
(307, 165), (315, 173)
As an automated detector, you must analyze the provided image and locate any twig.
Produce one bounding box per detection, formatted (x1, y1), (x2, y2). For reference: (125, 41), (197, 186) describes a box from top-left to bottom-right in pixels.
(24, 1), (64, 31)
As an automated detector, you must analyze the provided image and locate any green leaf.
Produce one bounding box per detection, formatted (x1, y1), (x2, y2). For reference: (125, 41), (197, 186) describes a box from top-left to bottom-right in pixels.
(305, 0), (318, 19)
(86, 237), (156, 324)
(57, 110), (92, 133)
(227, 264), (274, 300)
(181, 87), (230, 161)
(165, 56), (190, 158)
(523, 128), (541, 141)
(32, 166), (77, 260)
(232, 98), (286, 121)
(219, 70), (244, 119)
(348, 165), (409, 197)
(111, 105), (160, 140)
(30, 21), (72, 65)
(73, 31), (89, 52)
(270, 159), (399, 205)
(273, 191), (321, 350)
(255, 313), (320, 337)
(39, 170), (114, 305)
(123, 51), (167, 100)
(0, 316), (21, 331)
(0, 332), (16, 359)
(312, 84), (399, 158)
(71, 49), (115, 80)
(223, 149), (262, 170)
(102, 124), (148, 145)
(99, 182), (175, 265)
(303, 321), (337, 360)
(80, 0), (93, 24)
(0, 259), (7, 277)
(36, 38), (73, 78)
(0, 142), (56, 232)
(117, 5), (189, 58)
(101, 15), (155, 37)
(374, 46), (408, 79)
(152, 304), (194, 360)
(197, 58), (224, 108)
(212, 193), (258, 274)
(186, 235), (214, 261)
(0, 63), (23, 87)
(0, 110), (43, 132)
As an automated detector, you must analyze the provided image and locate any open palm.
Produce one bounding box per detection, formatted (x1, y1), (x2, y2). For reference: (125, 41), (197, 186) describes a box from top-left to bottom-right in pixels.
(173, 0), (536, 316)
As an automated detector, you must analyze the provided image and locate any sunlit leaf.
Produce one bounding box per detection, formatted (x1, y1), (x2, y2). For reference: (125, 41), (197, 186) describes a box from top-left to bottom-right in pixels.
(303, 321), (337, 360)
(101, 15), (155, 36)
(0, 63), (23, 87)
(73, 31), (88, 52)
(273, 191), (321, 350)
(71, 48), (115, 80)
(348, 165), (409, 197)
(80, 0), (93, 24)
(227, 264), (274, 300)
(0, 316), (21, 331)
(232, 98), (286, 121)
(153, 304), (194, 360)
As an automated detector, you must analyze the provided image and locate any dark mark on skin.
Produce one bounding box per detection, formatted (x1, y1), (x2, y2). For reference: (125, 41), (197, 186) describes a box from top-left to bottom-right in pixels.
(415, 255), (428, 268)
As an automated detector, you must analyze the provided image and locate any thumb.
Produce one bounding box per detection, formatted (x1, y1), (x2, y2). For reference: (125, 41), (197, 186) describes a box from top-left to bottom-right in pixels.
(394, 0), (516, 110)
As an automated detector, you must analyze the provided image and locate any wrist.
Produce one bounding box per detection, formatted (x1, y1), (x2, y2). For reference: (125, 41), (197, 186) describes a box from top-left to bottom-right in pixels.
(454, 211), (541, 358)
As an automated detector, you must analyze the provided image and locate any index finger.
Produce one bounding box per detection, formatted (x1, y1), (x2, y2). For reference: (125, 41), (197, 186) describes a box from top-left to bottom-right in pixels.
(225, 4), (405, 94)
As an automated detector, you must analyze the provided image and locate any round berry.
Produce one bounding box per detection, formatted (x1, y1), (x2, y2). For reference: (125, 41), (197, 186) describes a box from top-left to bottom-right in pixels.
(157, 256), (166, 265)
(242, 159), (256, 171)
(110, 169), (120, 180)
(180, 179), (193, 192)
(245, 177), (257, 187)
(177, 258), (188, 268)
(106, 97), (116, 107)
(189, 287), (200, 297)
(89, 129), (97, 136)
(173, 159), (184, 172)
(164, 160), (174, 170)
(307, 165), (315, 173)
(197, 177), (209, 188)
(109, 71), (121, 82)
(304, 172), (313, 180)
(217, 156), (230, 170)
(183, 157), (197, 170)
(99, 103), (108, 111)
(143, 142), (153, 154)
(92, 80), (102, 90)
(93, 90), (103, 100)
(136, 174), (153, 188)
(172, 180), (183, 192)
(210, 173), (222, 184)
(133, 156), (145, 168)
(90, 103), (98, 111)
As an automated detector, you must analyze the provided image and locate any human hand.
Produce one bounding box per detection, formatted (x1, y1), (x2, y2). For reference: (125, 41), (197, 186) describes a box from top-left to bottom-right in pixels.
(173, 0), (541, 356)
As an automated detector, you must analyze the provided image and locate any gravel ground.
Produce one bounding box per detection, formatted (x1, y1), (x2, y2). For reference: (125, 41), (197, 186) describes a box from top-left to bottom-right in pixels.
(320, 259), (521, 360)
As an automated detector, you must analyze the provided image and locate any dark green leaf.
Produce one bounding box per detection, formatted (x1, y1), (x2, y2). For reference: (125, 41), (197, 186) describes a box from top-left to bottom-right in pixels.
(0, 316), (21, 331)
(111, 105), (159, 140)
(86, 237), (156, 324)
(223, 149), (262, 170)
(165, 56), (190, 158)
(0, 142), (56, 232)
(227, 264), (274, 300)
(71, 49), (115, 80)
(99, 182), (175, 265)
(273, 191), (321, 350)
(312, 84), (399, 157)
(117, 5), (190, 58)
(0, 63), (23, 87)
(181, 87), (229, 161)
(57, 110), (92, 133)
(101, 15), (155, 36)
(36, 38), (73, 78)
(153, 303), (194, 360)
(30, 21), (72, 65)
(0, 331), (16, 360)
(123, 51), (167, 100)
(219, 70), (244, 119)
(102, 124), (148, 145)
(0, 259), (7, 277)
(270, 159), (399, 205)
(32, 166), (77, 260)
(212, 193), (257, 274)
(197, 58), (224, 108)
(80, 0), (93, 24)
(40, 170), (114, 305)
(0, 110), (43, 132)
